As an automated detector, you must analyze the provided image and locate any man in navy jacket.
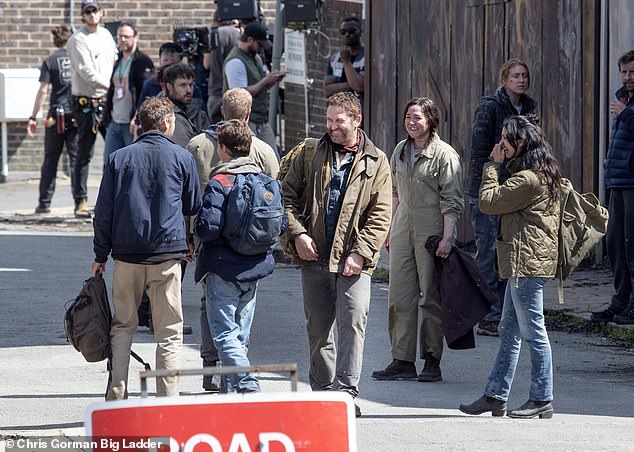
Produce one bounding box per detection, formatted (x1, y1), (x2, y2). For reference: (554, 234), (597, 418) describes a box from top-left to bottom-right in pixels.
(92, 96), (201, 400)
(194, 119), (279, 393)
(593, 50), (634, 325)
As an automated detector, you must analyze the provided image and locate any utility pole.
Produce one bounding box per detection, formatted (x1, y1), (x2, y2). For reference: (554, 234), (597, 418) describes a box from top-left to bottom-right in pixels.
(268, 0), (284, 138)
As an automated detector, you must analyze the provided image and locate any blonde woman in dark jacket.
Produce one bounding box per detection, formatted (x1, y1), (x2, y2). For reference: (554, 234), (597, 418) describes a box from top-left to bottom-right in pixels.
(460, 116), (561, 419)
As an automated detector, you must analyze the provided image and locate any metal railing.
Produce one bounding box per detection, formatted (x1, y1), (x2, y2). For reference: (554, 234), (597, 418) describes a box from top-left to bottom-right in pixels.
(139, 363), (299, 398)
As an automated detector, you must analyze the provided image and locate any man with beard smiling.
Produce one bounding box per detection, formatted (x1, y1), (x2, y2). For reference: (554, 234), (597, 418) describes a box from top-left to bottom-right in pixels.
(163, 63), (209, 147)
(281, 92), (391, 418)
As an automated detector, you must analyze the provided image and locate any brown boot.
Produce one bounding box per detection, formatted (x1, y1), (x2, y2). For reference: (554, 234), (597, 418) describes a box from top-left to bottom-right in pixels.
(74, 199), (91, 218)
(418, 356), (442, 382)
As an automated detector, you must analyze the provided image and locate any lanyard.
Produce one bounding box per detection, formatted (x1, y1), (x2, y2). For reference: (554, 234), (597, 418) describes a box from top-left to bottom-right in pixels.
(117, 54), (133, 84)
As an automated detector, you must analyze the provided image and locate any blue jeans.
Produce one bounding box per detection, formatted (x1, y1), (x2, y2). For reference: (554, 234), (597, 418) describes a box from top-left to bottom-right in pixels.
(104, 121), (133, 166)
(469, 196), (506, 322)
(484, 277), (553, 402)
(205, 273), (260, 393)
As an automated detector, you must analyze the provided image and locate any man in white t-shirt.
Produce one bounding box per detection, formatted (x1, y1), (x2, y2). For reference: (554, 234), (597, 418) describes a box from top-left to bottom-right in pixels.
(66, 0), (117, 217)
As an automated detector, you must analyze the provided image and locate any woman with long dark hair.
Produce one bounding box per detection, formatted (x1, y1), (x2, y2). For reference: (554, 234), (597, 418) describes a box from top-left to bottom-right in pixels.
(460, 115), (561, 419)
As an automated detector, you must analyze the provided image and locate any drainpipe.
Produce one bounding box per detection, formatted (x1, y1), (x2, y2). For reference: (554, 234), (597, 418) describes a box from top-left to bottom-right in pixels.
(268, 0), (284, 143)
(598, 0), (607, 203)
(70, 0), (76, 31)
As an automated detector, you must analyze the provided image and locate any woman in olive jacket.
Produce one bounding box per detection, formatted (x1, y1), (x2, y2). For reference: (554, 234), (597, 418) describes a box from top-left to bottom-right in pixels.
(460, 116), (561, 419)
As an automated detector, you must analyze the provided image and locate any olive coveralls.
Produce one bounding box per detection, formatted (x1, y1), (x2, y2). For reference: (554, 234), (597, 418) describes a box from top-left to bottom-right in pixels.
(388, 135), (464, 362)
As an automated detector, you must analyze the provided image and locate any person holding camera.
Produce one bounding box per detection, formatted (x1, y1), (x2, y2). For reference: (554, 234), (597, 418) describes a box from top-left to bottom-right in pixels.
(223, 22), (284, 153)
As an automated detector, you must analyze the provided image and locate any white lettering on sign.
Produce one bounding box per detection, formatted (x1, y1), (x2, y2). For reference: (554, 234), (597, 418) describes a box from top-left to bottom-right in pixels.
(227, 433), (250, 452)
(148, 432), (296, 452)
(182, 434), (222, 452)
(259, 433), (296, 452)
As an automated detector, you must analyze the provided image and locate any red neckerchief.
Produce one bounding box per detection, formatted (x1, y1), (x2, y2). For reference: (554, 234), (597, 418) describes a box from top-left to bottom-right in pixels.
(332, 130), (361, 153)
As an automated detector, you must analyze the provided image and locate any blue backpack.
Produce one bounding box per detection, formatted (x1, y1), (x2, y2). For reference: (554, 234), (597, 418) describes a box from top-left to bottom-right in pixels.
(221, 172), (285, 256)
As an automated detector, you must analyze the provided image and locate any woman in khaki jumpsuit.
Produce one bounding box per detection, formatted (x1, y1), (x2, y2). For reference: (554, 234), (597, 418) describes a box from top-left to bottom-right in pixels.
(372, 97), (464, 382)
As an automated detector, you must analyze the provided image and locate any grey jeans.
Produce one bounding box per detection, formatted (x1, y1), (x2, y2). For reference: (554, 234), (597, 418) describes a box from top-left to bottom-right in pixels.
(301, 264), (371, 398)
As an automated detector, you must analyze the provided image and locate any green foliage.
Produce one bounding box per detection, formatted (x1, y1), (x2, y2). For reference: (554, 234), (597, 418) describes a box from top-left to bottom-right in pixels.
(545, 309), (634, 343)
(372, 266), (389, 283)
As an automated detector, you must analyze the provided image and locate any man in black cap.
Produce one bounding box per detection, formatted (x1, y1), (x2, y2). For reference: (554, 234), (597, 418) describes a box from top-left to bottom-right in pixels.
(223, 22), (284, 153)
(66, 0), (117, 217)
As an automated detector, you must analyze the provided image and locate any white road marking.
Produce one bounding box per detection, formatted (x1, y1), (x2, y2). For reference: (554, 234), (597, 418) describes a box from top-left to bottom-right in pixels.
(0, 230), (92, 237)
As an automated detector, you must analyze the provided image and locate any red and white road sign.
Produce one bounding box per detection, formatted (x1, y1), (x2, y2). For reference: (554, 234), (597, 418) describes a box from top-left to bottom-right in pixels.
(85, 392), (357, 451)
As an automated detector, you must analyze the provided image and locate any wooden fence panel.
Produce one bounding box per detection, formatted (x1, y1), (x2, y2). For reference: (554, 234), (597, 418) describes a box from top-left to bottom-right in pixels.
(367, 0), (595, 242)
(507, 0), (544, 113)
(581, 0), (598, 192)
(451, 1), (485, 242)
(393, 0), (414, 150)
(413, 0), (452, 141)
(367, 0), (398, 154)
(483, 1), (506, 95)
(450, 1), (484, 158)
(541, 0), (583, 186)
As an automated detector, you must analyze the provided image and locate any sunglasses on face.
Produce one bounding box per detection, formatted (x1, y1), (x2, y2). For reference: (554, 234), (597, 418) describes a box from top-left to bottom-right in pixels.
(83, 8), (99, 15)
(339, 28), (358, 36)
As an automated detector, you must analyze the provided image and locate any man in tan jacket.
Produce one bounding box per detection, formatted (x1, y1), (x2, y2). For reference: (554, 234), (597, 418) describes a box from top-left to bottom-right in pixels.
(282, 92), (391, 417)
(187, 88), (279, 184)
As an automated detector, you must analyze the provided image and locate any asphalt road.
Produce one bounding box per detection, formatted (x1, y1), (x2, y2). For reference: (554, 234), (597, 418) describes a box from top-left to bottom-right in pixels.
(1, 233), (633, 451)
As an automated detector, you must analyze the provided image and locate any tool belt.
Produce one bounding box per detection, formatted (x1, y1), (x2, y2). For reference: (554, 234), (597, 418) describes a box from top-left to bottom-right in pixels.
(76, 95), (104, 107)
(73, 96), (106, 133)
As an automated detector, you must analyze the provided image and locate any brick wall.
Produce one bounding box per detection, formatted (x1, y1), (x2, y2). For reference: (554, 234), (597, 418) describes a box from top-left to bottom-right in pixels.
(283, 0), (362, 152)
(0, 0), (277, 172)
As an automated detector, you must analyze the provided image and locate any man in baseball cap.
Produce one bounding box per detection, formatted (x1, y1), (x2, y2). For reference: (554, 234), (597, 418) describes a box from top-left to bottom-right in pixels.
(81, 0), (101, 12)
(243, 22), (272, 51)
(66, 0), (116, 217)
(222, 22), (283, 151)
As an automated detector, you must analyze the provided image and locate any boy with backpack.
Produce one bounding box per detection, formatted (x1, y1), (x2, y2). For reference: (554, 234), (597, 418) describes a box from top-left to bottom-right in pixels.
(194, 119), (285, 393)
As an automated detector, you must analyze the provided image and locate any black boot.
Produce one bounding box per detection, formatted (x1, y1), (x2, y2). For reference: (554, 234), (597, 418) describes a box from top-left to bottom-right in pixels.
(590, 307), (620, 323)
(418, 356), (442, 382)
(507, 400), (554, 419)
(202, 360), (220, 392)
(459, 395), (507, 417)
(371, 359), (417, 380)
